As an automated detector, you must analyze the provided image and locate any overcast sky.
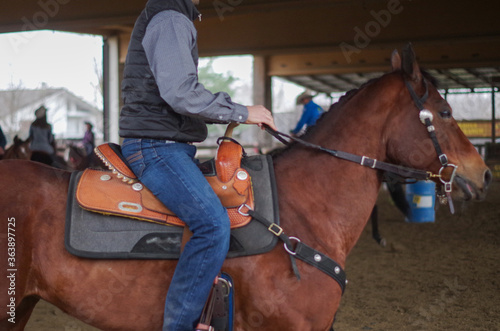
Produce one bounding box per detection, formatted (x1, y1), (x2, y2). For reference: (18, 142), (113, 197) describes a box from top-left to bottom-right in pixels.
(0, 30), (103, 107)
(0, 30), (307, 116)
(1, 30), (496, 121)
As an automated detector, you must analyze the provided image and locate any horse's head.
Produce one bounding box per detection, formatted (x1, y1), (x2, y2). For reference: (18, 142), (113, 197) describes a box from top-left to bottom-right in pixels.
(384, 44), (491, 201)
(3, 135), (32, 160)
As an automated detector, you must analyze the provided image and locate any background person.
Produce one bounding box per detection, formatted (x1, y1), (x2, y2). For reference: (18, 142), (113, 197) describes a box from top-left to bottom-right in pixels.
(29, 105), (56, 165)
(82, 121), (95, 157)
(0, 124), (6, 158)
(291, 91), (324, 136)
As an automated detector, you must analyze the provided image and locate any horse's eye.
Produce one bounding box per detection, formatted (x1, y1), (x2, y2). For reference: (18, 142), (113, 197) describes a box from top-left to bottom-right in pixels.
(439, 109), (451, 119)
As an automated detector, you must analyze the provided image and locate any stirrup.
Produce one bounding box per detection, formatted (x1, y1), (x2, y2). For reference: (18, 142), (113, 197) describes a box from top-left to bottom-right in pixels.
(196, 275), (232, 331)
(195, 324), (214, 331)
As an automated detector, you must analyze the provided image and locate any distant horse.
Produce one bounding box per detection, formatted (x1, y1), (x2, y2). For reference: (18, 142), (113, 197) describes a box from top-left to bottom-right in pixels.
(1, 135), (65, 168)
(0, 45), (492, 330)
(1, 136), (99, 170)
(2, 136), (31, 160)
(67, 143), (104, 171)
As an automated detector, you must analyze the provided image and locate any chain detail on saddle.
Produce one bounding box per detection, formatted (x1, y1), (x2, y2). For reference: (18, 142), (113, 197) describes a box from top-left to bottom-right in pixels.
(94, 143), (138, 184)
(77, 139), (254, 228)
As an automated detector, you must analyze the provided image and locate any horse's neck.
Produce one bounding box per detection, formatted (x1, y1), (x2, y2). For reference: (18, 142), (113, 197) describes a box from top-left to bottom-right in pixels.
(274, 96), (389, 265)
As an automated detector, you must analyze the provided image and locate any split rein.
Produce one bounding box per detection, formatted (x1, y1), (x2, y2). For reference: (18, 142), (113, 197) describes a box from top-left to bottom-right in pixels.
(264, 125), (434, 181)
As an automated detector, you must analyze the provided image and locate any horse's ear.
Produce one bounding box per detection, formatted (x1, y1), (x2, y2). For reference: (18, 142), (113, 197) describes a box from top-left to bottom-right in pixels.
(401, 43), (422, 82)
(390, 49), (401, 71)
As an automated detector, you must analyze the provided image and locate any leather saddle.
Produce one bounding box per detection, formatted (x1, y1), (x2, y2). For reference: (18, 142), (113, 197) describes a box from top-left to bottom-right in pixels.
(76, 134), (254, 229)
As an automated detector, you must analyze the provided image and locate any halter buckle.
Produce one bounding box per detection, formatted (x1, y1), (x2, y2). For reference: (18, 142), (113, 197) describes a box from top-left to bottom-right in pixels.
(439, 154), (448, 166)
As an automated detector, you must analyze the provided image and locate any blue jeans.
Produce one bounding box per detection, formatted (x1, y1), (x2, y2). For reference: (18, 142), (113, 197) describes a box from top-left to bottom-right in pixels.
(121, 138), (231, 331)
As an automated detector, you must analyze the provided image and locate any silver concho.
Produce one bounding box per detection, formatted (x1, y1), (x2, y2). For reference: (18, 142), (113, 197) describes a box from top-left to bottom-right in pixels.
(132, 183), (144, 191)
(419, 109), (433, 125)
(100, 174), (111, 181)
(236, 170), (248, 180)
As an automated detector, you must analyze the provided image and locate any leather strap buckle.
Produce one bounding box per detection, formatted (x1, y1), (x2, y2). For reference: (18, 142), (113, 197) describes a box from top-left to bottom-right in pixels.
(268, 223), (283, 236)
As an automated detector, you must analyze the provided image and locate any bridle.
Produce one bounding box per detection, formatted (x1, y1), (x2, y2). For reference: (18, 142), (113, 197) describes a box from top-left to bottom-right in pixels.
(405, 78), (458, 213)
(264, 76), (458, 213)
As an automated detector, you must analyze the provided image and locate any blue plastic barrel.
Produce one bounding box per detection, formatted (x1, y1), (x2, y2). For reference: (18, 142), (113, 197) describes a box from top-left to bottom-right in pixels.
(405, 180), (436, 223)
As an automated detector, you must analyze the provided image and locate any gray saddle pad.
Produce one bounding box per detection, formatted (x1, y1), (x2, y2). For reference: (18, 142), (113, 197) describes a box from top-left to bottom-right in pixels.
(65, 154), (279, 259)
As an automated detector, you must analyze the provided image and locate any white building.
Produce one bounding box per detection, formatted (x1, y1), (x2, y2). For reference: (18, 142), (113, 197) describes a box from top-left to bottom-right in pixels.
(0, 87), (102, 144)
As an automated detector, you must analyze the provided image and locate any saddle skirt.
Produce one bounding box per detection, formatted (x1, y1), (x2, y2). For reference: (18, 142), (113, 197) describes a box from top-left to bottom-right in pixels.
(65, 146), (279, 260)
(77, 140), (254, 229)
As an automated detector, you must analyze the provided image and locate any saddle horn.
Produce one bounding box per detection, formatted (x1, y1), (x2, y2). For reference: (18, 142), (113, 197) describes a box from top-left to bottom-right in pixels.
(224, 122), (239, 138)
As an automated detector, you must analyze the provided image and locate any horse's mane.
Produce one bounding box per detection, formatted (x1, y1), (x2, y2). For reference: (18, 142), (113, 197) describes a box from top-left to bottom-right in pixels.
(318, 69), (438, 126)
(270, 69), (439, 160)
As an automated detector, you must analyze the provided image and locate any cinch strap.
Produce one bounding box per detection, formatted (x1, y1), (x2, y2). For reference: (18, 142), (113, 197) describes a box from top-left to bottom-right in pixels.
(248, 209), (347, 294)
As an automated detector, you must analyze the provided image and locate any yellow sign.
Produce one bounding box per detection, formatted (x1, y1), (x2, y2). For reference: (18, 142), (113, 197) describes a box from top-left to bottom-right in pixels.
(489, 162), (500, 180)
(457, 121), (500, 138)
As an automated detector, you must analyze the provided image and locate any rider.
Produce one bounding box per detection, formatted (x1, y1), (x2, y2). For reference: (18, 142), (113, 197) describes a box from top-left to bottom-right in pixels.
(29, 105), (56, 165)
(291, 91), (323, 136)
(0, 124), (6, 158)
(82, 121), (95, 157)
(118, 0), (277, 330)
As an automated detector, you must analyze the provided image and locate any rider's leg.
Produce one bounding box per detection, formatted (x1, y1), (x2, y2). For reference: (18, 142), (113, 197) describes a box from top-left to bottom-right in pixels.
(122, 138), (231, 331)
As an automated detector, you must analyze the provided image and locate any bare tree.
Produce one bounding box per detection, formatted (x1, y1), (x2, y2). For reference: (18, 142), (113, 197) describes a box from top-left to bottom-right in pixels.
(92, 57), (103, 108)
(0, 80), (28, 137)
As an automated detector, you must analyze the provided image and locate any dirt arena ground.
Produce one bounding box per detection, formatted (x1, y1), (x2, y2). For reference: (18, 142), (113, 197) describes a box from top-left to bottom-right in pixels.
(26, 181), (499, 331)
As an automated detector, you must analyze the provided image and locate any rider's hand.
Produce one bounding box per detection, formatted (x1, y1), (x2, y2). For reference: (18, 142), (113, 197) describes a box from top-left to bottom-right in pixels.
(245, 105), (278, 131)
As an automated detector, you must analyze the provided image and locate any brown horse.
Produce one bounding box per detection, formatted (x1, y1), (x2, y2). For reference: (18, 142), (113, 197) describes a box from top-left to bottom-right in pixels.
(2, 136), (31, 160)
(0, 45), (491, 331)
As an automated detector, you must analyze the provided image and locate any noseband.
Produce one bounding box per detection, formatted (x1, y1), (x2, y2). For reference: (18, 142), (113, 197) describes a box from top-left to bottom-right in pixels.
(405, 79), (457, 213)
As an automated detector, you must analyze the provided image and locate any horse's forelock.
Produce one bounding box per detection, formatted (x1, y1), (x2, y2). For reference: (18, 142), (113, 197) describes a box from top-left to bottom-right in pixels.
(421, 69), (440, 89)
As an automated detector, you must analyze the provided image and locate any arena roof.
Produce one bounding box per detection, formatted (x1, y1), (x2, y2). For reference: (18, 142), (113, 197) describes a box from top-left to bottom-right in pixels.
(1, 0), (500, 93)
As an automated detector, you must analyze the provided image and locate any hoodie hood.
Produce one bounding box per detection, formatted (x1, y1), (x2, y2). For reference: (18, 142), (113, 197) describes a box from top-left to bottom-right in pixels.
(145, 0), (200, 22)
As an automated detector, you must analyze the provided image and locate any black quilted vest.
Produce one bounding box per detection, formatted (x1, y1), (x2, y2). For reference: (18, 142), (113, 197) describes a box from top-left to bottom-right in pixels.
(119, 0), (207, 142)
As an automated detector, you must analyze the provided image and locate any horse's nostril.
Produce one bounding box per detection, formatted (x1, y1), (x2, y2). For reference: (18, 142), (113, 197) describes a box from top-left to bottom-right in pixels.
(484, 169), (493, 189)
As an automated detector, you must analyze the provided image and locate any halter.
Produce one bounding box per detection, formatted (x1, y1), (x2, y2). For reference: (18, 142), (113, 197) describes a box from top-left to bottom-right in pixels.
(405, 79), (457, 213)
